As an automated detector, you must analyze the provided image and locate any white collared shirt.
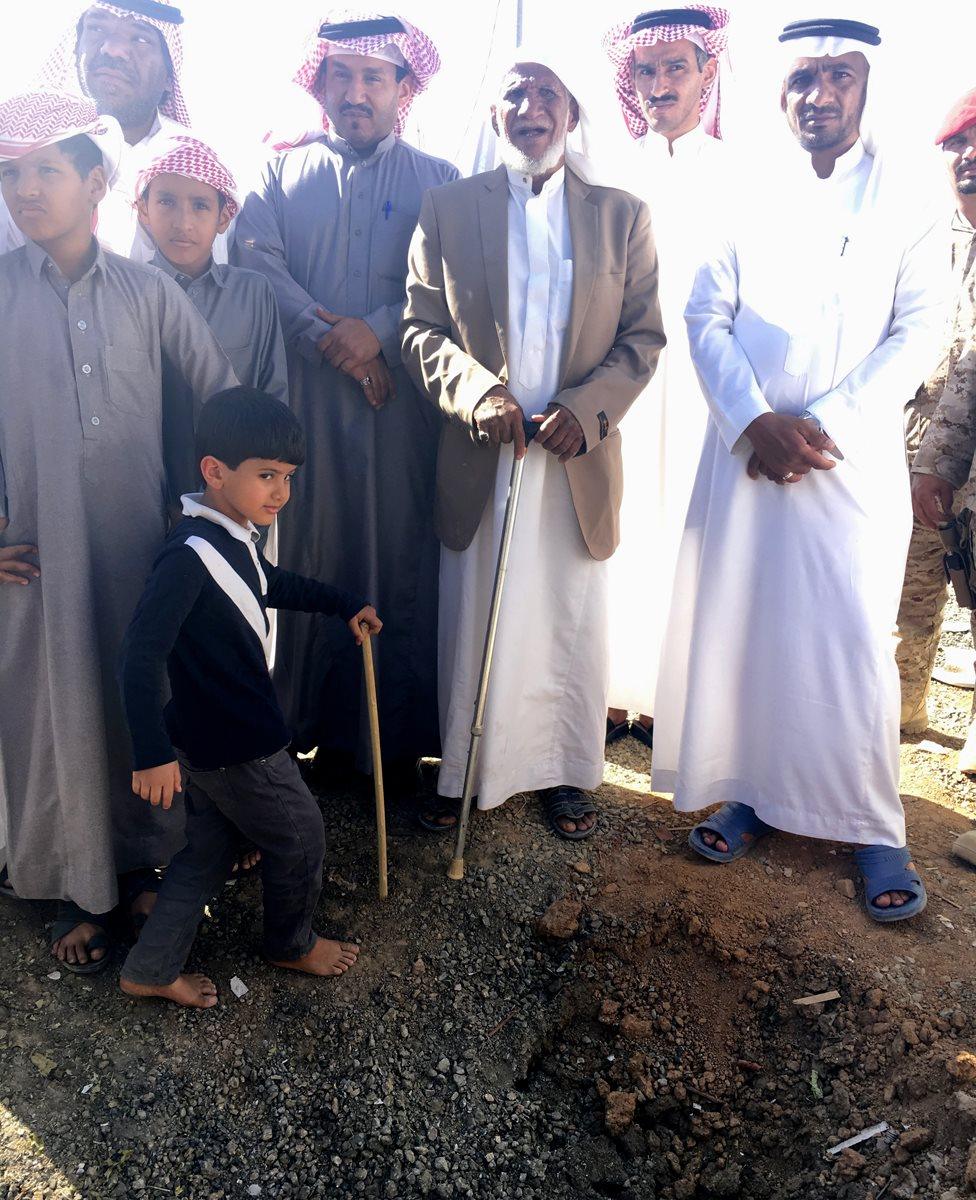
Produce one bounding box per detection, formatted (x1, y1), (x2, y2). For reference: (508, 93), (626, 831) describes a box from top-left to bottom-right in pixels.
(505, 166), (573, 415)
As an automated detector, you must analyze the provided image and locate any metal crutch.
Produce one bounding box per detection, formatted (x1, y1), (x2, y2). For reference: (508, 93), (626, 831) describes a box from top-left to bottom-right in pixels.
(448, 420), (537, 881)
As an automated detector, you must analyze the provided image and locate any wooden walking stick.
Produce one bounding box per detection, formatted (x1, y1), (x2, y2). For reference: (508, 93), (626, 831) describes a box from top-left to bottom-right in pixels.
(361, 624), (388, 899)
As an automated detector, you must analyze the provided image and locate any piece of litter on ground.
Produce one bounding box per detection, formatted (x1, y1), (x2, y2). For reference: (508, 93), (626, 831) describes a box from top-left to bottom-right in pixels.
(809, 1069), (823, 1100)
(826, 1122), (890, 1156)
(46, 970), (61, 981)
(939, 915), (955, 930)
(793, 990), (841, 1006)
(81, 1084), (92, 1095)
(229, 975), (249, 999)
(916, 739), (950, 755)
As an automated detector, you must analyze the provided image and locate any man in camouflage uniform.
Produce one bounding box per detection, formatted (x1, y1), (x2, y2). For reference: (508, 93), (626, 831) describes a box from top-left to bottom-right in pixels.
(908, 87), (976, 770)
(898, 88), (976, 757)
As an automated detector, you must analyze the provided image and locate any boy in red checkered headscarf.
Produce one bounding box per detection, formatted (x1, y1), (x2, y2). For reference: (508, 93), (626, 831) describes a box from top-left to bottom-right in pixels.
(0, 90), (236, 974)
(136, 136), (289, 495)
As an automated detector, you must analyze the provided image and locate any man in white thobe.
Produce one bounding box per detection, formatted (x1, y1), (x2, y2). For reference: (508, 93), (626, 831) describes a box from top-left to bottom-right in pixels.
(651, 18), (949, 921)
(1, 1), (225, 263)
(602, 5), (731, 745)
(402, 53), (664, 839)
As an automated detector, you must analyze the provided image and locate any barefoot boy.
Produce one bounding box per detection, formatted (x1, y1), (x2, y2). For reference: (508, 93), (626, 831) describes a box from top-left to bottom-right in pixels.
(0, 90), (236, 973)
(118, 387), (378, 1007)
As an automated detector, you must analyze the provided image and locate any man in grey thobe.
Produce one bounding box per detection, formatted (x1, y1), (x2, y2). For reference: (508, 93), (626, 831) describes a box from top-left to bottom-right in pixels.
(233, 14), (458, 779)
(0, 113), (236, 955)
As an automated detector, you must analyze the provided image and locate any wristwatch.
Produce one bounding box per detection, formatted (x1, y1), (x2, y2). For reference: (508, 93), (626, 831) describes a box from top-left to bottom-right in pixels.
(801, 409), (826, 436)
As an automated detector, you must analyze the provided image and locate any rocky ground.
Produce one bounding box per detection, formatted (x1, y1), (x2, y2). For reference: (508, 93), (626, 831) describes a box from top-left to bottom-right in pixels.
(2, 628), (976, 1199)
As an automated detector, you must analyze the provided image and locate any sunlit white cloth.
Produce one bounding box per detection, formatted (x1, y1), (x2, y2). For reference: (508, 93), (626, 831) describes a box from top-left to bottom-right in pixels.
(651, 139), (950, 847)
(607, 122), (728, 715)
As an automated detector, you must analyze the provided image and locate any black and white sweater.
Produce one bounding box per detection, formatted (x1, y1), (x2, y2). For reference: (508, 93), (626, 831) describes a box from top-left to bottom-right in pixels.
(119, 495), (364, 771)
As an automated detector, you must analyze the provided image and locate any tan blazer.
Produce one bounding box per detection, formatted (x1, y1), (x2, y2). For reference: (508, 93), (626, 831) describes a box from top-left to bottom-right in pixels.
(401, 164), (665, 561)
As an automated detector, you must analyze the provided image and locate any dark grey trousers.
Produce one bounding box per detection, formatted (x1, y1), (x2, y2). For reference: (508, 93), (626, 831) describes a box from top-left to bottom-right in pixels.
(122, 748), (324, 986)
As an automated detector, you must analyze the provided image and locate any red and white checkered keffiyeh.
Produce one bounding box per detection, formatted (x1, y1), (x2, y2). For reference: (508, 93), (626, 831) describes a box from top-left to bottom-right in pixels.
(935, 87), (976, 147)
(603, 6), (730, 139)
(293, 9), (442, 139)
(0, 89), (123, 184)
(36, 1), (190, 129)
(134, 135), (240, 218)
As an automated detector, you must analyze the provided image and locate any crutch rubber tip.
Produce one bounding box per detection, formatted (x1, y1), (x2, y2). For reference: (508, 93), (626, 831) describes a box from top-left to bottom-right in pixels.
(447, 858), (465, 881)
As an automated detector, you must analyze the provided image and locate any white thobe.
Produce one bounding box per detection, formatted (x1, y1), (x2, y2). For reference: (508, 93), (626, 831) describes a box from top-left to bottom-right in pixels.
(651, 140), (950, 847)
(0, 113), (229, 263)
(608, 123), (728, 715)
(437, 167), (609, 809)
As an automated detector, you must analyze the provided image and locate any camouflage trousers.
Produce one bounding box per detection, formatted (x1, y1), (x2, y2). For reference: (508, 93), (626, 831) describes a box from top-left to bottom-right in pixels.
(895, 515), (976, 719)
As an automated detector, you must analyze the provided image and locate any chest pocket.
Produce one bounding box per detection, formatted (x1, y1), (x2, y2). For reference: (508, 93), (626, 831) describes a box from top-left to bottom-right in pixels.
(372, 208), (420, 283)
(105, 343), (155, 416)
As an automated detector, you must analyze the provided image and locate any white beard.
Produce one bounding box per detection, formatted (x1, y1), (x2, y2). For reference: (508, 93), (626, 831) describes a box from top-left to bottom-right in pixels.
(497, 130), (568, 178)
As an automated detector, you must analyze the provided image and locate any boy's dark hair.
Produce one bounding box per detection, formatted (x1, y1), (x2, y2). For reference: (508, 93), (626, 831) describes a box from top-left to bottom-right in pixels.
(196, 387), (306, 469)
(58, 134), (104, 179)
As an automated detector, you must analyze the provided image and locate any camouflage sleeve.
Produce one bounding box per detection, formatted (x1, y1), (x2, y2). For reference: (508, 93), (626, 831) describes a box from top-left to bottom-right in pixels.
(913, 283), (976, 488)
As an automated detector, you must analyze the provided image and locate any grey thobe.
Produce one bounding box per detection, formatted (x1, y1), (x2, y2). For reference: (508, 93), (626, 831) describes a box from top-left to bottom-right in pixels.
(151, 253), (289, 501)
(0, 240), (236, 913)
(233, 132), (458, 768)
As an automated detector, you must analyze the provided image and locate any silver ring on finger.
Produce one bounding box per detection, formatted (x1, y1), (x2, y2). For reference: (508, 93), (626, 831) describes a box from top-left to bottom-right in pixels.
(783, 471), (796, 480)
(360, 375), (372, 389)
(477, 430), (490, 445)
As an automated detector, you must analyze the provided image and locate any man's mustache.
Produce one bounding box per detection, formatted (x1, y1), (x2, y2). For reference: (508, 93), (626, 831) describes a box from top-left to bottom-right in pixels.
(340, 103), (373, 118)
(86, 54), (138, 84)
(799, 106), (842, 120)
(646, 94), (679, 105)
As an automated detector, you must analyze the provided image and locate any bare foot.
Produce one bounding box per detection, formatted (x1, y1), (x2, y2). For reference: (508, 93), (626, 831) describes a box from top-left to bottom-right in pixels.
(52, 921), (107, 967)
(120, 973), (218, 1009)
(869, 887), (913, 909)
(269, 936), (360, 977)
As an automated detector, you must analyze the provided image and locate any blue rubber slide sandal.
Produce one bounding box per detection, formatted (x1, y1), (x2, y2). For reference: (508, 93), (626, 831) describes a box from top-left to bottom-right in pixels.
(688, 801), (774, 863)
(854, 845), (928, 923)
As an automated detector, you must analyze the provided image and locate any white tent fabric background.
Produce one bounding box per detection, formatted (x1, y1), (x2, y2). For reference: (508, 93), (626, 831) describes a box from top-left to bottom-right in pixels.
(2, 2), (974, 185)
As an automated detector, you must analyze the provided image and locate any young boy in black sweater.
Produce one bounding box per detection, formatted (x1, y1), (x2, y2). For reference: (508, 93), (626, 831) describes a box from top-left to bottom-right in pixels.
(118, 387), (380, 1008)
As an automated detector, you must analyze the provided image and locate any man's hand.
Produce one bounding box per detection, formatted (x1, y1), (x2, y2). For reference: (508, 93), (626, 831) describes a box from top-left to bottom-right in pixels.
(316, 307), (382, 372)
(0, 543), (39, 585)
(912, 471), (956, 530)
(473, 387), (527, 459)
(350, 605), (383, 645)
(531, 404), (584, 463)
(354, 355), (396, 410)
(744, 412), (838, 482)
(132, 761), (182, 810)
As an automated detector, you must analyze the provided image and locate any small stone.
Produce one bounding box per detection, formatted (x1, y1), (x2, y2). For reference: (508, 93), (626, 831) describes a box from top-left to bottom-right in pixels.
(573, 861), (591, 875)
(619, 1014), (653, 1041)
(436, 1058), (450, 1074)
(834, 878), (857, 899)
(833, 1149), (867, 1182)
(536, 897), (583, 941)
(896, 1127), (933, 1157)
(604, 1090), (637, 1136)
(901, 1019), (920, 1047)
(412, 958), (426, 976)
(598, 999), (621, 1027)
(30, 1053), (56, 1077)
(247, 1187), (262, 1198)
(958, 1092), (976, 1119)
(950, 1052), (976, 1085)
(965, 1142), (976, 1191)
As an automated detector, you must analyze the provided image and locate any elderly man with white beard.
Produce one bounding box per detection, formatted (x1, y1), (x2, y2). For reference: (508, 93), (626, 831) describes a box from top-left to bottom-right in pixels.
(402, 52), (665, 839)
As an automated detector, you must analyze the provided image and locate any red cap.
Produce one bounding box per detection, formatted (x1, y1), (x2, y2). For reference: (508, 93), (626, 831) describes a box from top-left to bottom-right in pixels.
(935, 87), (976, 146)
